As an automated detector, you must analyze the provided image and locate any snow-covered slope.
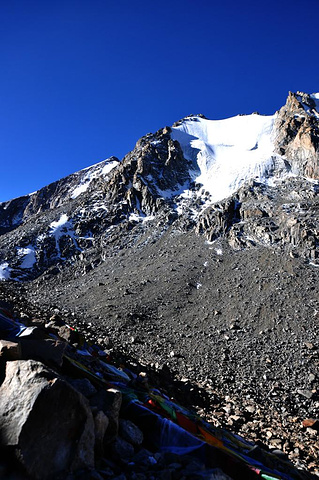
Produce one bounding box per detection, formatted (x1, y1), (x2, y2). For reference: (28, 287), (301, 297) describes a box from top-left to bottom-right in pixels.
(171, 113), (280, 203)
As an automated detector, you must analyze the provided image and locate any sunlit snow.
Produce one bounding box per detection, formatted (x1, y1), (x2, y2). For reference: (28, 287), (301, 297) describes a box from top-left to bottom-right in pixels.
(171, 114), (277, 203)
(0, 263), (11, 280)
(17, 245), (36, 269)
(50, 214), (69, 233)
(71, 159), (119, 199)
(129, 212), (155, 223)
(49, 214), (80, 258)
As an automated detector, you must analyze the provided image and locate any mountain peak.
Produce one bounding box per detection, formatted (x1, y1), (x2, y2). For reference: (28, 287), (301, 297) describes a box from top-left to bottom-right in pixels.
(1, 90), (319, 283)
(172, 113), (208, 128)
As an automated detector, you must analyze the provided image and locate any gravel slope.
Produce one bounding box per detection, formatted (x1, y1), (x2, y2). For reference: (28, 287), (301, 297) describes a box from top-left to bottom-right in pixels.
(24, 226), (319, 475)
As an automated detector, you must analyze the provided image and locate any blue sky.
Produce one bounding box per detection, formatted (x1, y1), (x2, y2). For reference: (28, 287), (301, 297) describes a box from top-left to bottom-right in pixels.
(1, 0), (319, 202)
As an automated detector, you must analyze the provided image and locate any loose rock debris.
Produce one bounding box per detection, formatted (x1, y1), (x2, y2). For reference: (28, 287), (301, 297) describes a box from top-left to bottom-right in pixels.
(0, 304), (316, 480)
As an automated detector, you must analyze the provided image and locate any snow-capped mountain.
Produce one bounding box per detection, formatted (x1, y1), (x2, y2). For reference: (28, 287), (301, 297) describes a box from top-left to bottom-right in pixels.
(1, 91), (318, 477)
(0, 90), (319, 282)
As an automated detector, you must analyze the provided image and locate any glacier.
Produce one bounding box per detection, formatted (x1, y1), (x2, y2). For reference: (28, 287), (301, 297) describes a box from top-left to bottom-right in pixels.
(171, 113), (279, 203)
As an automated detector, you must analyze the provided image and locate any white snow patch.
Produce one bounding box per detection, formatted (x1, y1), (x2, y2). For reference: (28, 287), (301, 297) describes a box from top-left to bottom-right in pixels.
(49, 214), (80, 258)
(50, 214), (69, 233)
(71, 159), (119, 199)
(143, 215), (155, 222)
(196, 282), (202, 289)
(0, 263), (11, 280)
(129, 212), (155, 223)
(310, 93), (319, 113)
(179, 189), (193, 199)
(101, 160), (119, 176)
(17, 245), (36, 269)
(171, 114), (278, 203)
(71, 183), (89, 198)
(129, 213), (141, 222)
(215, 248), (223, 255)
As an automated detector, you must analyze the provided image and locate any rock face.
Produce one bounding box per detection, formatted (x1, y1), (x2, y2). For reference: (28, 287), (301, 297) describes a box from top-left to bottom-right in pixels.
(0, 359), (95, 479)
(195, 177), (319, 261)
(106, 127), (194, 217)
(274, 92), (319, 178)
(0, 157), (120, 235)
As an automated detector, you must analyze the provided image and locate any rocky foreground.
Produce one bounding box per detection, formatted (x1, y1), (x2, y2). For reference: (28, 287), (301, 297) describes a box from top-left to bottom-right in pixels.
(0, 283), (317, 480)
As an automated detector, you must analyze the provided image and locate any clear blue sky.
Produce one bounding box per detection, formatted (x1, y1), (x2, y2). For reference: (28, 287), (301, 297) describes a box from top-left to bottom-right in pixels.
(1, 0), (318, 202)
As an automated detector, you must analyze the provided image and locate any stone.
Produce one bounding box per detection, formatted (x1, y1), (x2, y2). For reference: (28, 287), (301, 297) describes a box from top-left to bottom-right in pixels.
(0, 340), (22, 361)
(94, 410), (109, 457)
(0, 360), (95, 479)
(302, 418), (319, 430)
(57, 324), (82, 344)
(308, 373), (316, 383)
(90, 388), (122, 440)
(110, 436), (134, 462)
(68, 377), (97, 398)
(19, 337), (67, 367)
(48, 313), (65, 326)
(245, 405), (255, 414)
(132, 448), (157, 467)
(297, 389), (314, 399)
(119, 419), (144, 447)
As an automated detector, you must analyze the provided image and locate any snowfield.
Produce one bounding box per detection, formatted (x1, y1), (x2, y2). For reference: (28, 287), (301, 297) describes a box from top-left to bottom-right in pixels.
(171, 114), (278, 202)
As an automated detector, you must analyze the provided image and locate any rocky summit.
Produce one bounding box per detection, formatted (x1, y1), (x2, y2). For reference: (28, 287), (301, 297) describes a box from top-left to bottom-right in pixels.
(0, 91), (318, 479)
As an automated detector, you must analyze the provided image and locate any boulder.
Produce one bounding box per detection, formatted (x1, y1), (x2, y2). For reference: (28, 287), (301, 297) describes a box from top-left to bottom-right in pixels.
(110, 436), (134, 463)
(0, 359), (95, 479)
(94, 410), (109, 457)
(68, 377), (97, 398)
(90, 388), (122, 441)
(119, 419), (143, 447)
(0, 340), (22, 361)
(57, 324), (82, 345)
(19, 337), (67, 367)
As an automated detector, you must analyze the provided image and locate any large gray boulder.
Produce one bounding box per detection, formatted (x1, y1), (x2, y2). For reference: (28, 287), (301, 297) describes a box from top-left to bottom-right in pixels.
(0, 359), (95, 479)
